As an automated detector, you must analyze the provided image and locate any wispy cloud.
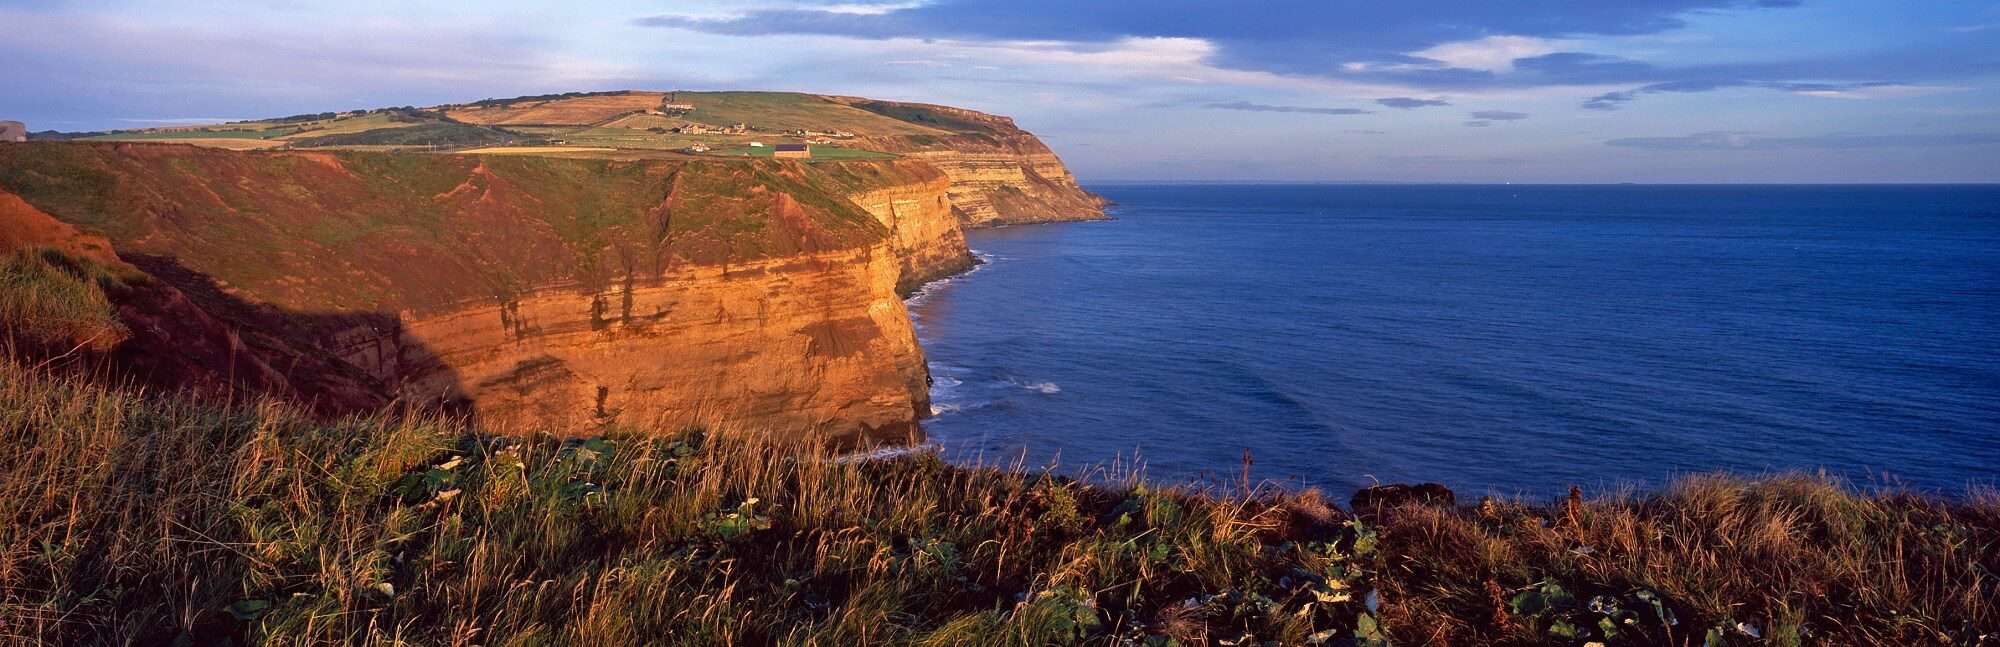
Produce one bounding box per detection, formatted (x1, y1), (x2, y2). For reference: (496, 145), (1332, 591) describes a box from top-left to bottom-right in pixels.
(1606, 131), (2000, 151)
(632, 1), (1812, 86)
(1584, 80), (1909, 110)
(1378, 153), (1527, 164)
(1375, 97), (1449, 109)
(1470, 110), (1528, 120)
(1205, 101), (1372, 116)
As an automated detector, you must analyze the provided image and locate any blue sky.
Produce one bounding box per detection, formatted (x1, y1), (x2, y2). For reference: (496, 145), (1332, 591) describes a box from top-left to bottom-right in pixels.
(3, 1), (1998, 182)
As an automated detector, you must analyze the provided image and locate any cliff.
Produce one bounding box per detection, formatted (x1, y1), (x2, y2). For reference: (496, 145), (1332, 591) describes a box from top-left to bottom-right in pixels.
(814, 160), (975, 293)
(827, 96), (1110, 227)
(0, 142), (966, 443)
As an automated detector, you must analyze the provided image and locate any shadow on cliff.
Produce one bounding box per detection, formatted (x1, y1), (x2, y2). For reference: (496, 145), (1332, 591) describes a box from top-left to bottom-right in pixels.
(108, 254), (473, 421)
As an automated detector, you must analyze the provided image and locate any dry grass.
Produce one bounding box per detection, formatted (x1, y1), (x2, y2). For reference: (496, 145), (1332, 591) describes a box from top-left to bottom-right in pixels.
(111, 138), (288, 151)
(0, 249), (133, 354)
(447, 93), (669, 126)
(1377, 479), (1999, 645)
(0, 357), (1993, 645)
(457, 146), (620, 155)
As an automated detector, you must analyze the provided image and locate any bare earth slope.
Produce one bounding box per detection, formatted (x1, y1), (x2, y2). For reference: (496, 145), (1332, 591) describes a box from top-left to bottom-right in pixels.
(0, 142), (971, 442)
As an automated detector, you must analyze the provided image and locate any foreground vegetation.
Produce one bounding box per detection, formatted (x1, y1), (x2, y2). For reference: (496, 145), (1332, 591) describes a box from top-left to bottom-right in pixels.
(0, 357), (1994, 645)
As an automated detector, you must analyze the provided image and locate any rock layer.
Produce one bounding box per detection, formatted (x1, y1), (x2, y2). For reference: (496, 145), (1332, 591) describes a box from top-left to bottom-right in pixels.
(822, 161), (975, 292)
(0, 142), (955, 442)
(827, 97), (1108, 227)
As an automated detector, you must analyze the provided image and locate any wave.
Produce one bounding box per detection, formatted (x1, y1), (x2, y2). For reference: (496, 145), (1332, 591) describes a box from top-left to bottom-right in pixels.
(829, 443), (942, 465)
(930, 400), (993, 416)
(904, 250), (999, 308)
(1021, 381), (1061, 394)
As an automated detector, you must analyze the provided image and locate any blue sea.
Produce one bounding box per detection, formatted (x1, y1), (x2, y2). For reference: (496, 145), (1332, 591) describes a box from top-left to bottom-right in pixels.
(907, 185), (2000, 497)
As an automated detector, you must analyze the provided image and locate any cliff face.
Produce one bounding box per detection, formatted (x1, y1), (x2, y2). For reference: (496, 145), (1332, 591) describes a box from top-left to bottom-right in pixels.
(827, 97), (1108, 227)
(0, 142), (955, 443)
(817, 161), (975, 293)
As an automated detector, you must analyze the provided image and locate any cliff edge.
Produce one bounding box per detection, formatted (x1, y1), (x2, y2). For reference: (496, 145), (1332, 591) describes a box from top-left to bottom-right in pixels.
(0, 142), (967, 443)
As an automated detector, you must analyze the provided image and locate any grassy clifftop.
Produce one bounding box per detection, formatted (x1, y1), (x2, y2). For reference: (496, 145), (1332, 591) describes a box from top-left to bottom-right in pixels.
(0, 142), (923, 316)
(57, 91), (1052, 157)
(2, 357), (1993, 646)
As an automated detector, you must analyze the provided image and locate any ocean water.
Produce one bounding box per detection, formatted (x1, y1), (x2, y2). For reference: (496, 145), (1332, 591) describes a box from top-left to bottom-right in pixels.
(907, 185), (2000, 497)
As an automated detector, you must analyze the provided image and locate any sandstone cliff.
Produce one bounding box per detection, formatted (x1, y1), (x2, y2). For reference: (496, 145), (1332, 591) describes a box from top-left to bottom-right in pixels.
(828, 97), (1109, 227)
(816, 161), (975, 293)
(0, 142), (965, 443)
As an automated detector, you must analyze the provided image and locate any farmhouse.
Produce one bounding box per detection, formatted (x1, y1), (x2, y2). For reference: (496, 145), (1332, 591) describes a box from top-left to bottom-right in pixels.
(673, 123), (710, 135)
(684, 143), (711, 153)
(0, 121), (27, 142)
(773, 143), (811, 159)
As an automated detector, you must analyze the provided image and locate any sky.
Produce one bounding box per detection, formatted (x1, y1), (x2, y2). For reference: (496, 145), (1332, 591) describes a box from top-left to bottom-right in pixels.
(3, 1), (1999, 182)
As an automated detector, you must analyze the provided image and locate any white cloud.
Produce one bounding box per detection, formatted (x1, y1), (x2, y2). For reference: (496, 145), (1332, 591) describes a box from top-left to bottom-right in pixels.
(817, 2), (930, 15)
(1785, 84), (1965, 100)
(1409, 35), (1560, 73)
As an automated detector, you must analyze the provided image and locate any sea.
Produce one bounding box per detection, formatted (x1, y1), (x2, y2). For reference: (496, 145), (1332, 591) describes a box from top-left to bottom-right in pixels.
(906, 184), (2000, 497)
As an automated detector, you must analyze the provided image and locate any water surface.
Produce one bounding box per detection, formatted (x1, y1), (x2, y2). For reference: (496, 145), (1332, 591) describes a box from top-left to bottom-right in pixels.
(909, 185), (2000, 496)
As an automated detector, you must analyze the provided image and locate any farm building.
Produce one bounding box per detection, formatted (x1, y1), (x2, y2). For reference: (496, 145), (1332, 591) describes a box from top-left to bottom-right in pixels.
(0, 121), (25, 143)
(684, 143), (711, 153)
(773, 143), (811, 159)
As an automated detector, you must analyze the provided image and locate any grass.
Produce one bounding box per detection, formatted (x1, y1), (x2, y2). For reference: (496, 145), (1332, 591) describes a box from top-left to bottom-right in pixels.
(669, 92), (950, 136)
(459, 146), (619, 155)
(1, 354), (1994, 646)
(83, 127), (301, 142)
(0, 249), (135, 354)
(445, 92), (668, 127)
(708, 145), (899, 161)
(289, 122), (526, 148)
(273, 112), (417, 140)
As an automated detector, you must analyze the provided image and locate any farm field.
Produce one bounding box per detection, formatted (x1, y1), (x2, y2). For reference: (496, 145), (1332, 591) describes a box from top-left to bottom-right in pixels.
(447, 92), (669, 126)
(671, 91), (950, 135)
(85, 126), (299, 141)
(458, 146), (619, 155)
(45, 90), (1001, 160)
(706, 144), (898, 160)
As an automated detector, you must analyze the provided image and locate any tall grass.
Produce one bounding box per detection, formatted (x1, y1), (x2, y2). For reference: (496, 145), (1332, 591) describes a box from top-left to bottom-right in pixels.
(0, 358), (1993, 645)
(0, 249), (134, 354)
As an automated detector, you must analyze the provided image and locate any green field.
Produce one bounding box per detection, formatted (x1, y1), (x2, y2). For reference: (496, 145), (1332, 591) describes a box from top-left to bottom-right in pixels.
(706, 144), (898, 160)
(673, 91), (950, 136)
(86, 126), (301, 141)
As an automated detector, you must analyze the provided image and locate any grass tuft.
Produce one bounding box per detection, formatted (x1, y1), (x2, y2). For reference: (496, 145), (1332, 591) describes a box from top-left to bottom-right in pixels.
(0, 248), (137, 353)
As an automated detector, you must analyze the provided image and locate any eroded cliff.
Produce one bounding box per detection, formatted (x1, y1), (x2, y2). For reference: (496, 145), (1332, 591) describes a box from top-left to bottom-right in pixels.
(830, 97), (1109, 227)
(0, 142), (966, 442)
(816, 161), (975, 293)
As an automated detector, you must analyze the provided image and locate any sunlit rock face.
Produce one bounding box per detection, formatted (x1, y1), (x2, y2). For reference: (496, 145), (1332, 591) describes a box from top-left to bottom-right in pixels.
(827, 97), (1108, 227)
(833, 161), (976, 293)
(0, 143), (950, 443)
